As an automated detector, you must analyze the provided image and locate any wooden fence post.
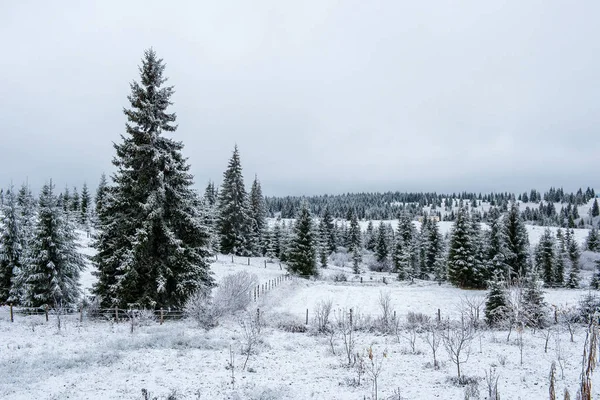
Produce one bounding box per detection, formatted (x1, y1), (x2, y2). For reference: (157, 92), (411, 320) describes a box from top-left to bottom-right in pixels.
(248, 257), (250, 266)
(231, 255), (234, 263)
(79, 306), (83, 323)
(437, 309), (441, 323)
(264, 260), (267, 268)
(45, 304), (49, 322)
(160, 308), (164, 325)
(115, 306), (119, 322)
(360, 277), (363, 284)
(9, 303), (13, 323)
(306, 308), (309, 325)
(349, 308), (353, 328)
(393, 310), (396, 321)
(257, 308), (260, 324)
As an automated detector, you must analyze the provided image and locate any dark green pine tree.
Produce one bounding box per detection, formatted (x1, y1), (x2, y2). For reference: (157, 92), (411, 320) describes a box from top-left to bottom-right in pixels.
(0, 187), (23, 303)
(79, 182), (91, 226)
(535, 228), (556, 287)
(554, 228), (566, 286)
(347, 210), (361, 253)
(217, 145), (254, 256)
(287, 204), (317, 277)
(521, 267), (546, 328)
(352, 246), (361, 275)
(70, 187), (80, 217)
(427, 219), (446, 282)
(470, 219), (488, 287)
(591, 198), (599, 218)
(375, 221), (389, 269)
(585, 227), (599, 252)
(24, 181), (85, 307)
(203, 181), (217, 207)
(447, 207), (480, 288)
(320, 206), (336, 253)
(565, 230), (580, 288)
(503, 202), (530, 279)
(418, 216), (431, 277)
(365, 220), (377, 251)
(249, 175), (267, 255)
(486, 207), (509, 278)
(95, 173), (109, 227)
(485, 273), (508, 327)
(393, 239), (411, 281)
(92, 49), (213, 309)
(62, 186), (71, 214)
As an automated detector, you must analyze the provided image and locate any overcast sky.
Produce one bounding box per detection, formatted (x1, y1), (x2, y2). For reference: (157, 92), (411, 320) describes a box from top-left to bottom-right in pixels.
(1, 1), (598, 196)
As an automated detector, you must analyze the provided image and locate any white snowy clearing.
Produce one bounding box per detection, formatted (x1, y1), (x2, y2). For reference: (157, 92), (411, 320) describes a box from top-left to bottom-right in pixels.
(0, 231), (598, 400)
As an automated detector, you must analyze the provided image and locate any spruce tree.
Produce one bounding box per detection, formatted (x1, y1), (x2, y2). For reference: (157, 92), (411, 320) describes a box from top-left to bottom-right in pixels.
(95, 173), (109, 226)
(485, 273), (508, 327)
(375, 222), (389, 269)
(249, 175), (267, 255)
(585, 227), (599, 252)
(320, 206), (336, 253)
(70, 187), (80, 218)
(365, 220), (377, 251)
(204, 181), (217, 207)
(0, 187), (23, 303)
(92, 49), (213, 308)
(80, 183), (91, 226)
(287, 204), (317, 277)
(487, 207), (509, 278)
(521, 268), (546, 328)
(503, 203), (530, 279)
(217, 145), (254, 256)
(565, 231), (580, 288)
(535, 228), (556, 287)
(447, 207), (480, 288)
(591, 198), (599, 218)
(427, 219), (445, 280)
(554, 229), (566, 286)
(24, 181), (85, 307)
(352, 246), (361, 275)
(347, 210), (361, 253)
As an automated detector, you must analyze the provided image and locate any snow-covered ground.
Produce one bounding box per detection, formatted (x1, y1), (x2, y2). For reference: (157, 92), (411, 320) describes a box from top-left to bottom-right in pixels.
(1, 251), (598, 400)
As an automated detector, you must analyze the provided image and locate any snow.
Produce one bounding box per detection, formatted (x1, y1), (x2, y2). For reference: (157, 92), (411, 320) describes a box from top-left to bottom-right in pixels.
(1, 232), (597, 399)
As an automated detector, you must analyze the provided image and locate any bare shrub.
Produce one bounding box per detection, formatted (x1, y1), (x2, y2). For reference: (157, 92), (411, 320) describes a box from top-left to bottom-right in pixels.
(365, 346), (387, 400)
(406, 312), (431, 327)
(422, 322), (442, 369)
(459, 295), (486, 331)
(184, 287), (218, 329)
(332, 272), (348, 282)
(239, 311), (263, 371)
(557, 306), (579, 343)
(442, 320), (474, 378)
(313, 299), (333, 333)
(213, 271), (258, 315)
(484, 366), (500, 400)
(334, 308), (356, 367)
(127, 309), (156, 333)
(378, 291), (394, 333)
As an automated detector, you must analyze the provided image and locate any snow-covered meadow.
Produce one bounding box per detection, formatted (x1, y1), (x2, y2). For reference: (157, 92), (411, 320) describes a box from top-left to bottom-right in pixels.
(1, 246), (598, 400)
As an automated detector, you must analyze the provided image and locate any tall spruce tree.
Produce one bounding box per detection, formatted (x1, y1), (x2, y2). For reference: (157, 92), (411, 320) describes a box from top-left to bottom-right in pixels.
(447, 207), (482, 288)
(365, 220), (377, 251)
(287, 204), (317, 277)
(204, 181), (217, 207)
(0, 187), (23, 303)
(375, 221), (389, 269)
(486, 207), (509, 277)
(92, 49), (213, 308)
(503, 203), (530, 279)
(217, 145), (254, 256)
(249, 175), (267, 255)
(347, 210), (361, 253)
(521, 267), (546, 328)
(320, 206), (336, 253)
(591, 198), (599, 218)
(95, 173), (109, 226)
(24, 181), (85, 307)
(80, 183), (91, 226)
(535, 228), (556, 287)
(565, 230), (580, 288)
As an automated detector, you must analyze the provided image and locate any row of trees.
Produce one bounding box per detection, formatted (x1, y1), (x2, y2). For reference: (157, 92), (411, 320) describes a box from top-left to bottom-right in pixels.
(266, 191), (599, 228)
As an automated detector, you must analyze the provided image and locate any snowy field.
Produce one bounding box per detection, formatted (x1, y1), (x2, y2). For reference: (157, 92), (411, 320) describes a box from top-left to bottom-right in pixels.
(1, 253), (598, 400)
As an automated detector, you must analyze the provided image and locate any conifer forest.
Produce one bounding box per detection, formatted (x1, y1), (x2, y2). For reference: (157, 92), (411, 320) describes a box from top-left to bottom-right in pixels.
(2, 3), (600, 399)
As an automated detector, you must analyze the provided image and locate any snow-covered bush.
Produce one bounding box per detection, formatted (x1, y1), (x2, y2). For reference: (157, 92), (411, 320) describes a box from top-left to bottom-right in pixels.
(213, 271), (258, 316)
(184, 288), (218, 329)
(313, 299), (333, 333)
(330, 249), (351, 268)
(332, 272), (348, 282)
